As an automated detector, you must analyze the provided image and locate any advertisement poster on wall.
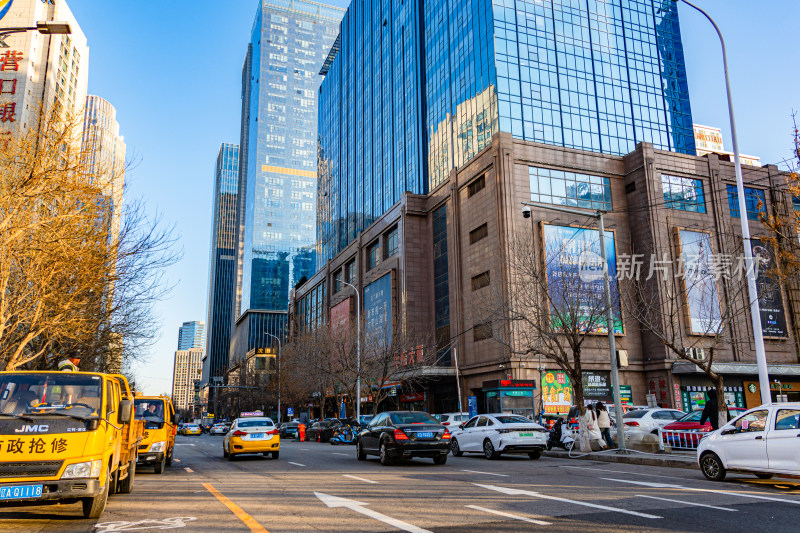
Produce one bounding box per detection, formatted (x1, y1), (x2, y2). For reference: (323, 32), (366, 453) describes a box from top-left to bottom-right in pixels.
(678, 229), (722, 335)
(364, 273), (392, 344)
(542, 370), (573, 415)
(542, 225), (623, 334)
(751, 239), (787, 338)
(582, 370), (612, 402)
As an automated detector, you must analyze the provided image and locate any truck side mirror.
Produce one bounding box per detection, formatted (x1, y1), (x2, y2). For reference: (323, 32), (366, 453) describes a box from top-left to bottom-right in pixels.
(118, 399), (133, 424)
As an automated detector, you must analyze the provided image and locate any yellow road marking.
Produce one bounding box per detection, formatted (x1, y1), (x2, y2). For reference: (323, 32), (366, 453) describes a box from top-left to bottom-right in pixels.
(203, 483), (269, 533)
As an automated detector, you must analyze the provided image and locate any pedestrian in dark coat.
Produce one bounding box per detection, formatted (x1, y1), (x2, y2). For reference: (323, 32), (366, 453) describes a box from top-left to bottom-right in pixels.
(700, 388), (719, 430)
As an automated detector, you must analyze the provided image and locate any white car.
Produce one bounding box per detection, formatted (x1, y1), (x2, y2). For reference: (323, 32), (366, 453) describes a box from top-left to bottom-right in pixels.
(210, 423), (227, 435)
(698, 403), (800, 481)
(450, 414), (547, 460)
(436, 412), (470, 427)
(622, 408), (685, 433)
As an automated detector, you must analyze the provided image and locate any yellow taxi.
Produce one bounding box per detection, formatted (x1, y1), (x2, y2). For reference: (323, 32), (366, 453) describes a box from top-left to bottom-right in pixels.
(182, 423), (202, 436)
(223, 416), (280, 460)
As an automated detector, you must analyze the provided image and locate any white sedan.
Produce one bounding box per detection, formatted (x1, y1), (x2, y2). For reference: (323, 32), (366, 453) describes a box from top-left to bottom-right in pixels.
(210, 423), (227, 435)
(698, 403), (800, 481)
(622, 408), (685, 433)
(450, 414), (547, 460)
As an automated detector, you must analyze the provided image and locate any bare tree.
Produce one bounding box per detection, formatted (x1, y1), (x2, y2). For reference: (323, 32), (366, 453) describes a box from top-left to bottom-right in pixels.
(0, 107), (179, 373)
(481, 225), (619, 450)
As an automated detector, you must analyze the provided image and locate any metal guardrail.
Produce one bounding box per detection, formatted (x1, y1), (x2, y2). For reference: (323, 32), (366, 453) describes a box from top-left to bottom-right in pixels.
(657, 428), (706, 451)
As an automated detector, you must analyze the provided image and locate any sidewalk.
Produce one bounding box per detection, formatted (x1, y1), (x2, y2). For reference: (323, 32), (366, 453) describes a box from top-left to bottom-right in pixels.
(544, 448), (698, 469)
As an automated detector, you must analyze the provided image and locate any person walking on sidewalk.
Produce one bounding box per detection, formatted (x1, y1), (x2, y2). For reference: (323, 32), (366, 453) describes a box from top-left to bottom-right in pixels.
(596, 402), (614, 448)
(583, 404), (606, 450)
(700, 388), (720, 430)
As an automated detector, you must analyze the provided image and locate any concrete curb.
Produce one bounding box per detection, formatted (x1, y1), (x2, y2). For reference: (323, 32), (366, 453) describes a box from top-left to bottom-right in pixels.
(544, 449), (698, 470)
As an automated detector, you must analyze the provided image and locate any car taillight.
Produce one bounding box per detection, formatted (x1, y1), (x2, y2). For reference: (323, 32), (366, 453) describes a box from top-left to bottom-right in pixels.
(393, 429), (409, 440)
(441, 429), (451, 440)
(233, 430), (248, 436)
(442, 422), (450, 425)
(625, 421), (639, 427)
(267, 429), (279, 435)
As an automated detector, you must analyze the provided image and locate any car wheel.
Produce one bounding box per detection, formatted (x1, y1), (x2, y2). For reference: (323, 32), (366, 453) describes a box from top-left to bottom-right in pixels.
(450, 438), (463, 457)
(546, 441), (552, 451)
(165, 449), (173, 467)
(528, 449), (542, 460)
(700, 452), (726, 481)
(755, 473), (773, 479)
(223, 443), (229, 459)
(118, 460), (136, 493)
(356, 440), (367, 461)
(433, 454), (447, 465)
(228, 452), (236, 461)
(154, 455), (165, 474)
(82, 467), (110, 519)
(379, 442), (393, 466)
(483, 439), (499, 460)
(272, 451), (279, 459)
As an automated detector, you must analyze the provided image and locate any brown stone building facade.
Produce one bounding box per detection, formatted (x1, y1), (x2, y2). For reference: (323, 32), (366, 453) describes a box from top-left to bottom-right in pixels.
(291, 133), (800, 416)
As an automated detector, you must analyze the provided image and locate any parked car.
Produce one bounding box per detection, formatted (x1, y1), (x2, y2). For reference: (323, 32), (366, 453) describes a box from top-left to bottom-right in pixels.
(450, 414), (547, 460)
(280, 422), (300, 439)
(698, 403), (800, 481)
(622, 408), (685, 433)
(210, 423), (228, 436)
(358, 415), (374, 427)
(223, 416), (280, 460)
(306, 420), (342, 442)
(356, 411), (450, 465)
(435, 412), (470, 426)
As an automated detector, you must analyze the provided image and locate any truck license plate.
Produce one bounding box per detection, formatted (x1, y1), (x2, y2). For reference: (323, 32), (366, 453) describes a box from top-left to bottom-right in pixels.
(0, 484), (43, 500)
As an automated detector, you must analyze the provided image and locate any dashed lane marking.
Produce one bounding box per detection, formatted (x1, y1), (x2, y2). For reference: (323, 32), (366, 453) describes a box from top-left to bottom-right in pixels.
(603, 478), (800, 505)
(343, 474), (378, 484)
(203, 483), (269, 533)
(635, 494), (737, 512)
(288, 462), (306, 467)
(560, 465), (687, 480)
(174, 458), (181, 463)
(466, 505), (551, 525)
(184, 467), (194, 473)
(332, 453), (350, 457)
(461, 469), (509, 477)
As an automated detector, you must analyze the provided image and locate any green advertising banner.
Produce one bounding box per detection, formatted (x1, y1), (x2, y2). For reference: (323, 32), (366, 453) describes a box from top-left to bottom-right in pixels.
(542, 371), (572, 415)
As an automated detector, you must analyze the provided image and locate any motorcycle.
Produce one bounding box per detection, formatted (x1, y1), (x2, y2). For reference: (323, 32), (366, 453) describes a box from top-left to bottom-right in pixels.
(330, 425), (358, 445)
(546, 418), (575, 451)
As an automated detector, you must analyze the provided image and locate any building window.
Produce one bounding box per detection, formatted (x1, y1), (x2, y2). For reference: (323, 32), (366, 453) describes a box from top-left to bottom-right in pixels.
(727, 185), (765, 220)
(367, 241), (380, 271)
(469, 223), (488, 244)
(473, 322), (493, 341)
(662, 175), (706, 213)
(384, 226), (398, 259)
(333, 269), (343, 293)
(432, 205), (451, 365)
(471, 271), (490, 291)
(529, 167), (612, 211)
(345, 258), (356, 285)
(468, 175), (486, 198)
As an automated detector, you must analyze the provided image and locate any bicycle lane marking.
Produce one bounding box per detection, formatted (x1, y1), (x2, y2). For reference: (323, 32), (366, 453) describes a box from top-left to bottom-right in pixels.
(203, 483), (269, 533)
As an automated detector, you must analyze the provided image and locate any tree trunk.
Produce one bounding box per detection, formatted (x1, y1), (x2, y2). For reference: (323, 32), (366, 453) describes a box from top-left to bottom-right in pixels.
(711, 373), (727, 428)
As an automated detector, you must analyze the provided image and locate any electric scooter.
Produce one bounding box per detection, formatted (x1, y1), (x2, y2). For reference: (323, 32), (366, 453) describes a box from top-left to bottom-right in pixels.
(546, 418), (575, 451)
(330, 425), (358, 445)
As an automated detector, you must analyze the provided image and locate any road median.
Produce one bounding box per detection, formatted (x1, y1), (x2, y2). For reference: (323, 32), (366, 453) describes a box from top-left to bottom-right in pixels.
(544, 448), (697, 469)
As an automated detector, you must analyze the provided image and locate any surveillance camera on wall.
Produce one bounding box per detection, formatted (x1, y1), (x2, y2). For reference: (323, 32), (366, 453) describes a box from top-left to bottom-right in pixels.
(522, 205), (531, 219)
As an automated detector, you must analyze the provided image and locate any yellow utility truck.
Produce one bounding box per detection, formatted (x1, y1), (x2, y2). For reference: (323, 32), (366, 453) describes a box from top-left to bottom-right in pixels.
(133, 393), (176, 474)
(0, 371), (143, 518)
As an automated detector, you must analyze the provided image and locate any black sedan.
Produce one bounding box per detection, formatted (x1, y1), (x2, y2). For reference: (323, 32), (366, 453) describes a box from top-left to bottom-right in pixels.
(356, 411), (450, 465)
(306, 420), (341, 442)
(279, 422), (300, 439)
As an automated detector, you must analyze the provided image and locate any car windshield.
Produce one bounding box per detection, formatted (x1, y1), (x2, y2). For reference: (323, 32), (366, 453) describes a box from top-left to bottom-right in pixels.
(135, 399), (166, 427)
(389, 412), (438, 425)
(623, 410), (648, 419)
(677, 411), (703, 422)
(239, 418), (273, 428)
(0, 372), (103, 418)
(494, 415), (531, 424)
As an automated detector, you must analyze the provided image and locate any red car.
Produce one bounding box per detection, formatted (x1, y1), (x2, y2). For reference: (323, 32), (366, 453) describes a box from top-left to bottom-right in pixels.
(662, 407), (745, 447)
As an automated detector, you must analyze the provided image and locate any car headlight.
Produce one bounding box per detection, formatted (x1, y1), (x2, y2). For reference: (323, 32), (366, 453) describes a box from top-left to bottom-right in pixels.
(61, 460), (103, 479)
(149, 441), (166, 453)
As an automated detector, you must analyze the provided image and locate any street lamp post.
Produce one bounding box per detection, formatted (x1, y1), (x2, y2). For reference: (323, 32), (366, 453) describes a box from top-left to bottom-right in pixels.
(0, 21), (71, 43)
(673, 0), (771, 405)
(266, 333), (282, 423)
(342, 280), (361, 422)
(522, 202), (627, 451)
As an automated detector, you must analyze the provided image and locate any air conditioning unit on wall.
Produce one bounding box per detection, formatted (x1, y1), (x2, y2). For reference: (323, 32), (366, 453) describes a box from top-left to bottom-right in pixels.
(683, 347), (706, 361)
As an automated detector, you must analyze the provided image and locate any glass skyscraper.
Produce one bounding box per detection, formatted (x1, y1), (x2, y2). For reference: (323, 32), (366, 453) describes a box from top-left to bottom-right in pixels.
(178, 321), (205, 351)
(203, 144), (239, 384)
(232, 0), (344, 361)
(318, 0), (695, 262)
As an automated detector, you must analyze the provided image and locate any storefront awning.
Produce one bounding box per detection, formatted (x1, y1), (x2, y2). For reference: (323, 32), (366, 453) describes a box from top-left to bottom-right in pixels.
(392, 366), (457, 380)
(672, 361), (800, 376)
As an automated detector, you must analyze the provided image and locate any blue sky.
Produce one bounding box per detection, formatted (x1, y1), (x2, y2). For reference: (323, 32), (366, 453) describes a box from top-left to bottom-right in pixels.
(65, 0), (797, 395)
